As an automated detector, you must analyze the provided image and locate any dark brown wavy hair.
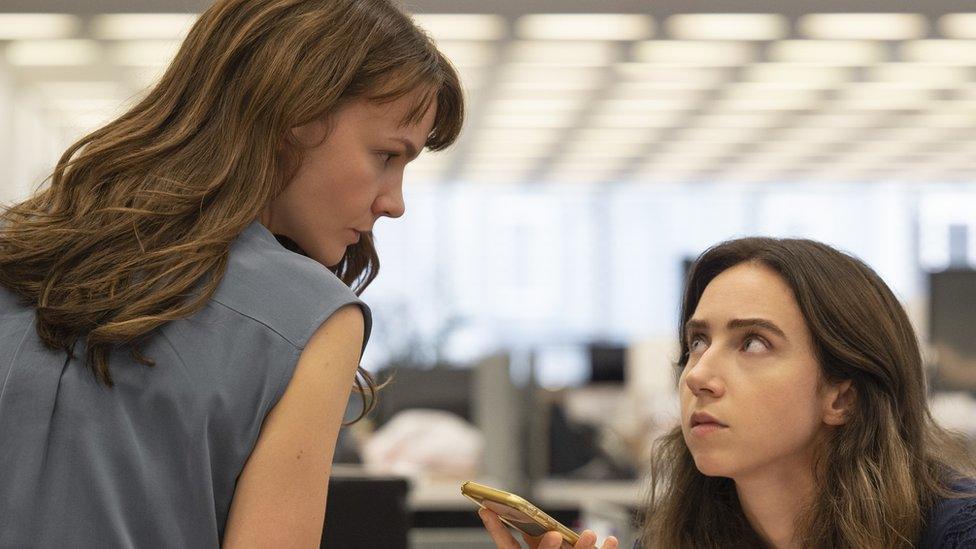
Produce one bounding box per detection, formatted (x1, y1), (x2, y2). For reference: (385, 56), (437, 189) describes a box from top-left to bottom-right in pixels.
(640, 237), (976, 548)
(0, 0), (463, 421)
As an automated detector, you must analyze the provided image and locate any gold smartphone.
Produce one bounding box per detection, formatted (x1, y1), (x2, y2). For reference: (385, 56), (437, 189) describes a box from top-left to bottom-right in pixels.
(461, 480), (580, 548)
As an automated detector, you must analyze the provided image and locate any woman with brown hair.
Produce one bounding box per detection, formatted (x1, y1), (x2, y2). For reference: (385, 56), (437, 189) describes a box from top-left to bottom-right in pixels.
(640, 237), (976, 548)
(0, 0), (462, 546)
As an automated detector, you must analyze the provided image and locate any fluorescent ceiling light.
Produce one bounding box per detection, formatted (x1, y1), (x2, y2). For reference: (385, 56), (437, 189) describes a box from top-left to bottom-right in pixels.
(109, 40), (181, 67)
(563, 140), (647, 156)
(590, 111), (684, 128)
(835, 84), (934, 109)
(574, 128), (660, 143)
(91, 13), (197, 40)
(792, 112), (882, 128)
(798, 13), (927, 40)
(776, 127), (857, 142)
(901, 40), (976, 65)
(508, 40), (619, 66)
(868, 63), (972, 87)
(938, 14), (976, 39)
(6, 40), (100, 66)
(561, 144), (645, 159)
(516, 14), (654, 41)
(596, 98), (699, 113)
(412, 14), (506, 41)
(468, 140), (554, 155)
(550, 158), (630, 171)
(710, 98), (819, 111)
(768, 40), (886, 65)
(492, 88), (593, 101)
(740, 63), (853, 88)
(487, 98), (583, 112)
(632, 40), (756, 66)
(849, 140), (922, 155)
(435, 41), (497, 67)
(715, 87), (822, 111)
(690, 112), (784, 129)
(483, 112), (577, 128)
(466, 149), (549, 161)
(0, 14), (80, 39)
(750, 140), (832, 155)
(925, 99), (976, 112)
(653, 141), (739, 156)
(614, 63), (729, 88)
(607, 88), (707, 106)
(672, 127), (765, 142)
(498, 65), (606, 89)
(665, 13), (787, 40)
(872, 126), (954, 142)
(464, 157), (539, 170)
(540, 171), (617, 185)
(613, 65), (728, 88)
(476, 128), (560, 142)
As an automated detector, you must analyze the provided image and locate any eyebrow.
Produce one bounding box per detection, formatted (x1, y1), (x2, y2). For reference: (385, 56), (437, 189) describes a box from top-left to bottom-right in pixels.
(684, 318), (788, 339)
(393, 137), (422, 161)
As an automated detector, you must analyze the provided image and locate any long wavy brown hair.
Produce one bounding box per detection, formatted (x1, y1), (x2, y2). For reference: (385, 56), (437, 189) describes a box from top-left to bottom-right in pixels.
(640, 237), (976, 548)
(0, 0), (463, 420)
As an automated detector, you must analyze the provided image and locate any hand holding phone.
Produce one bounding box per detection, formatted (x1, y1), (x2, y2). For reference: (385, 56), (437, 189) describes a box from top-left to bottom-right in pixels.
(462, 481), (619, 549)
(479, 508), (620, 549)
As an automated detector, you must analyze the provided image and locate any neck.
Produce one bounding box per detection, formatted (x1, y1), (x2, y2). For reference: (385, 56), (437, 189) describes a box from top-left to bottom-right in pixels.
(735, 463), (814, 549)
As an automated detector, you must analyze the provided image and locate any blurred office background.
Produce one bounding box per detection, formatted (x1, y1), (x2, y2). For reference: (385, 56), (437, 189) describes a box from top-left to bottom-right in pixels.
(2, 1), (976, 547)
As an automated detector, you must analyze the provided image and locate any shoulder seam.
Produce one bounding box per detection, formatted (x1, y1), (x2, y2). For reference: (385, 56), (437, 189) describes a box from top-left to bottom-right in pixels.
(208, 297), (303, 350)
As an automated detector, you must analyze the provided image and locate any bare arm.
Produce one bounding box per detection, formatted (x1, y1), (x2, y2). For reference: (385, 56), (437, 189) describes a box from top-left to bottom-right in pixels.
(222, 304), (366, 548)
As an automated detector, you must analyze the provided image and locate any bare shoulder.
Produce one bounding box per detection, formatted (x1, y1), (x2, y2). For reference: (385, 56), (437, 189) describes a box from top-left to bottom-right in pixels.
(222, 304), (365, 548)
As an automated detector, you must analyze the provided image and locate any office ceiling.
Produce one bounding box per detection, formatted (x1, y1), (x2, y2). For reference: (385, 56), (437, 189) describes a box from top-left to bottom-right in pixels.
(3, 1), (976, 186)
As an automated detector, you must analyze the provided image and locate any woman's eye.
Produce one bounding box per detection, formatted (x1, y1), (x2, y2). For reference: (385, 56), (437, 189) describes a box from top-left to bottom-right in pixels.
(377, 152), (396, 164)
(688, 336), (707, 354)
(742, 336), (768, 353)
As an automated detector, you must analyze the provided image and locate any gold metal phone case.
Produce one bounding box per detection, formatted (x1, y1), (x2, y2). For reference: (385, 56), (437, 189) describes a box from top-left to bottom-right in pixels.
(461, 480), (581, 547)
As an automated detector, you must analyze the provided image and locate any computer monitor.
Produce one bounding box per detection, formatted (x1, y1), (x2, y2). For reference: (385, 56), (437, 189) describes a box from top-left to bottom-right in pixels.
(929, 269), (976, 390)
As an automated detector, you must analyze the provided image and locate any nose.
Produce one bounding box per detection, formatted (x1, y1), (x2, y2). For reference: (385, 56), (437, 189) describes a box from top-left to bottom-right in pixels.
(683, 348), (725, 398)
(373, 176), (405, 219)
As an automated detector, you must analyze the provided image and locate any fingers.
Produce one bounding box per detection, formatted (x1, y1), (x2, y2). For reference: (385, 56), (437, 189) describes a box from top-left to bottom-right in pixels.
(478, 508), (521, 549)
(533, 531), (566, 549)
(573, 530), (620, 549)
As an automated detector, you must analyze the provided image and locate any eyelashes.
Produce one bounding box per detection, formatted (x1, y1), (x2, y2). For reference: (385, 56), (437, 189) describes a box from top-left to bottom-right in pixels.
(685, 332), (771, 355)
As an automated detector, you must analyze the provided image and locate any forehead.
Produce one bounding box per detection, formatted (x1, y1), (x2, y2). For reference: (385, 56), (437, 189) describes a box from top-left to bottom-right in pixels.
(350, 87), (437, 131)
(695, 262), (805, 328)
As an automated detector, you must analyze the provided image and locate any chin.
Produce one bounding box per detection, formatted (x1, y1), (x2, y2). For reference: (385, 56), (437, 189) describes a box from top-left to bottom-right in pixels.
(691, 451), (734, 478)
(306, 246), (345, 268)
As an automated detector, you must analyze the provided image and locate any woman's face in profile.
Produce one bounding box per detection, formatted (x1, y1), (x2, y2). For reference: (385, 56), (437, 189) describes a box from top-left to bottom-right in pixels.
(261, 87), (437, 267)
(679, 262), (834, 482)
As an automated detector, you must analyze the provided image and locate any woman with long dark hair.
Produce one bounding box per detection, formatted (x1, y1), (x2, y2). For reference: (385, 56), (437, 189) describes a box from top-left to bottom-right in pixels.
(0, 0), (462, 546)
(641, 237), (976, 548)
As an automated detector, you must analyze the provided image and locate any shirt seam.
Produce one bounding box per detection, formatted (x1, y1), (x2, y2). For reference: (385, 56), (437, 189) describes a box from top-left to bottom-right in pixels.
(208, 298), (304, 350)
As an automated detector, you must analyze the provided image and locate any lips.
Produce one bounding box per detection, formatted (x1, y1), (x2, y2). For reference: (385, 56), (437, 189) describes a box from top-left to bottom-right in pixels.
(690, 411), (727, 429)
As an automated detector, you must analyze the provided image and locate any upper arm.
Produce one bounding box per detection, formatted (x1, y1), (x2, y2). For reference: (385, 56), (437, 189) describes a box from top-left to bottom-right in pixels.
(222, 304), (366, 548)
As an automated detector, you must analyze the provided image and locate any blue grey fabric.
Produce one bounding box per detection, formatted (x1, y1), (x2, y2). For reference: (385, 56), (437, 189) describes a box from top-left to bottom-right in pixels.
(0, 221), (371, 548)
(918, 479), (976, 549)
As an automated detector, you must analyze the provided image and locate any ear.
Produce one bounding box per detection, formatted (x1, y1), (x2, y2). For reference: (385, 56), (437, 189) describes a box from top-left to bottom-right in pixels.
(822, 379), (855, 426)
(289, 118), (330, 148)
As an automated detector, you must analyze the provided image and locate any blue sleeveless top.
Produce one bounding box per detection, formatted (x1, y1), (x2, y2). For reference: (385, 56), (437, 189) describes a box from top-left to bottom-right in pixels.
(0, 221), (371, 548)
(918, 480), (976, 548)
